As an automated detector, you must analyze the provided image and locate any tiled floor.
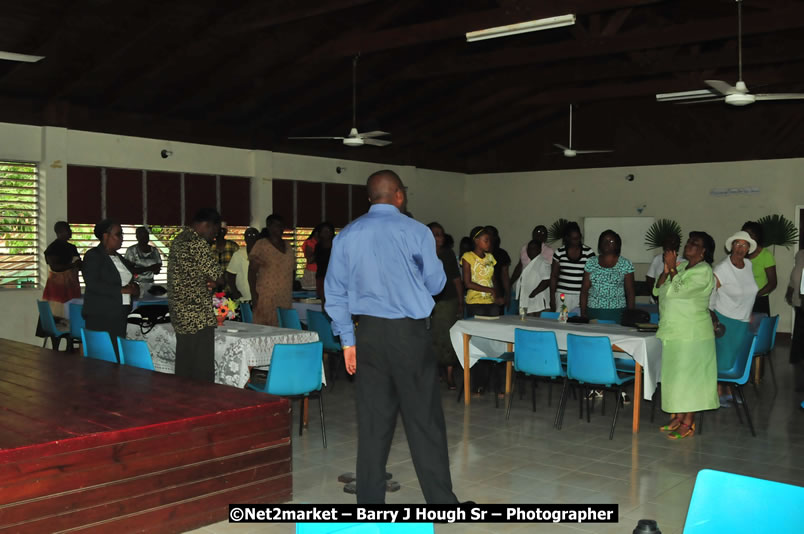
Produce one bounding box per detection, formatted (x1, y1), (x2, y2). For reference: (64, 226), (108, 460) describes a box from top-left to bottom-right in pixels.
(189, 343), (804, 534)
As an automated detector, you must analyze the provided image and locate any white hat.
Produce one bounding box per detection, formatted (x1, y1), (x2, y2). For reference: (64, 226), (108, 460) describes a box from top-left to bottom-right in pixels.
(725, 230), (757, 254)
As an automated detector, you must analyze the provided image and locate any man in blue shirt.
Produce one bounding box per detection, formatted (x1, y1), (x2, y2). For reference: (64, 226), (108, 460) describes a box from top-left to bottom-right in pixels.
(325, 170), (459, 504)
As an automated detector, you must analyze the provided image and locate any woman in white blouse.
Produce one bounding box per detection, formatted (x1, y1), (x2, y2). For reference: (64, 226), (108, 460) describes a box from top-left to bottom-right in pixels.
(710, 231), (758, 404)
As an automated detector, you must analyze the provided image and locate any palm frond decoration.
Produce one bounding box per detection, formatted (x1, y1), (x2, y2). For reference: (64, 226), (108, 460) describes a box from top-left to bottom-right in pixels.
(547, 218), (571, 244)
(645, 219), (683, 250)
(758, 214), (798, 249)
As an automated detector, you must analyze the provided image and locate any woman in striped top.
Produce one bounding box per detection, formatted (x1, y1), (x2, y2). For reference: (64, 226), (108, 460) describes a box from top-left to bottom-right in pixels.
(549, 221), (595, 313)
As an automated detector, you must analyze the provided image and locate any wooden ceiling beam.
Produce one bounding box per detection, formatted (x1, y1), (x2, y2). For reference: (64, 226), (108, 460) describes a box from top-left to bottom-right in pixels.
(300, 0), (664, 61)
(399, 4), (804, 80)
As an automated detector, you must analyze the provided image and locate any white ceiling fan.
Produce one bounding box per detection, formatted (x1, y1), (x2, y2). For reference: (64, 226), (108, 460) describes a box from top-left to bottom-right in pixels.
(553, 105), (613, 157)
(0, 51), (45, 63)
(289, 55), (391, 147)
(656, 0), (804, 106)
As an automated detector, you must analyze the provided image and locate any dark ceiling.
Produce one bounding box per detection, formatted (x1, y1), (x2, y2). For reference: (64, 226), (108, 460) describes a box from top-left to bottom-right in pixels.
(2, 0), (804, 173)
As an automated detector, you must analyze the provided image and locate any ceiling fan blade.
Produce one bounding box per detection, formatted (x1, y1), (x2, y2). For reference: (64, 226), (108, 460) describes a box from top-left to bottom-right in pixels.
(357, 130), (390, 138)
(705, 80), (737, 96)
(656, 89), (719, 102)
(574, 149), (613, 154)
(676, 97), (725, 105)
(553, 143), (570, 151)
(288, 136), (345, 140)
(754, 93), (804, 101)
(362, 138), (392, 147)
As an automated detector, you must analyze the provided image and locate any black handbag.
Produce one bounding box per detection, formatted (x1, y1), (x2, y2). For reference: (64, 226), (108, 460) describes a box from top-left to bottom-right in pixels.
(128, 304), (170, 334)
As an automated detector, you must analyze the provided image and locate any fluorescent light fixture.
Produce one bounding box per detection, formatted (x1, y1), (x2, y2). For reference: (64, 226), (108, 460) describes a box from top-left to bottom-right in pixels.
(655, 89), (718, 102)
(466, 14), (576, 42)
(0, 51), (45, 63)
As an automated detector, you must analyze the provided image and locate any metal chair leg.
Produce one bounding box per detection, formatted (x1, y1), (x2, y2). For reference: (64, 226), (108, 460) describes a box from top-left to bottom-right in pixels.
(585, 389), (592, 423)
(318, 391), (327, 448)
(609, 387), (622, 440)
(767, 355), (778, 390)
(531, 378), (537, 412)
(697, 411), (704, 435)
(735, 385), (756, 437)
(579, 387), (585, 419)
(730, 385), (744, 424)
(554, 378), (568, 429)
(299, 398), (304, 436)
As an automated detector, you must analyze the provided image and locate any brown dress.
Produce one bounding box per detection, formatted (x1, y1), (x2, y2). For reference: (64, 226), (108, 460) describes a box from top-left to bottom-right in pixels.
(249, 238), (295, 326)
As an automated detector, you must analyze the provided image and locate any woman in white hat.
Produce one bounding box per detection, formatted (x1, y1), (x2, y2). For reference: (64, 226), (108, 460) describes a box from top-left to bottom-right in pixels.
(710, 231), (759, 405)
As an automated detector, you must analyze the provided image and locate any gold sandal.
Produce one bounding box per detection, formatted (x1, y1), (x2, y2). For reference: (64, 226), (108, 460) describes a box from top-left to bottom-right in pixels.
(659, 419), (681, 432)
(667, 422), (695, 440)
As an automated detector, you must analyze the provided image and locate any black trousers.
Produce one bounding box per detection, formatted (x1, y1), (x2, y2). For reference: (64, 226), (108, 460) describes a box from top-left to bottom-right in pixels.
(355, 316), (458, 504)
(752, 294), (770, 315)
(175, 326), (215, 382)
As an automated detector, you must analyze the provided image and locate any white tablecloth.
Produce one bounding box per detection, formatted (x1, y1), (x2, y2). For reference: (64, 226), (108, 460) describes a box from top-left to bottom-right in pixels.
(449, 316), (662, 400)
(126, 321), (320, 388)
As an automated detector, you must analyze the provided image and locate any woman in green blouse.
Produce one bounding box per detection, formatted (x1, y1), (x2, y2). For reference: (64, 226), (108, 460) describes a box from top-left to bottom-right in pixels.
(654, 232), (720, 440)
(742, 221), (777, 315)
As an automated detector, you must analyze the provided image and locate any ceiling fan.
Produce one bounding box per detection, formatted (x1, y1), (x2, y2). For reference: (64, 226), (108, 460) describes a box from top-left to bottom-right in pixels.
(655, 0), (804, 106)
(289, 55), (391, 147)
(553, 105), (613, 157)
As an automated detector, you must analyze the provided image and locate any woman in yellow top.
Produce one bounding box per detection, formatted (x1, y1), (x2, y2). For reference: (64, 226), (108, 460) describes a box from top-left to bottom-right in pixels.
(461, 226), (503, 317)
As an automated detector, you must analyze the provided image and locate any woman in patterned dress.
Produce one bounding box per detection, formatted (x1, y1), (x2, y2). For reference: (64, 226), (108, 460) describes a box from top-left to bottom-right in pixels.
(248, 214), (295, 327)
(580, 229), (635, 323)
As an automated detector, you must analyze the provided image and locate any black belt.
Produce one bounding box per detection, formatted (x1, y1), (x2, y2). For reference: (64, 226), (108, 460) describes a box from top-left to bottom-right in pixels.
(354, 315), (431, 330)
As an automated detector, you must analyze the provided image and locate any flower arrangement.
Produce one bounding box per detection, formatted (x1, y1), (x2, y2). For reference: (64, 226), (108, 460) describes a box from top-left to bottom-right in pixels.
(213, 292), (239, 323)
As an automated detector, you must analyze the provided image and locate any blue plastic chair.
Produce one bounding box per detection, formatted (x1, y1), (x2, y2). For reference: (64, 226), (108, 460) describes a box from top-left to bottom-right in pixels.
(541, 311), (560, 319)
(683, 469), (804, 533)
(277, 307), (302, 330)
(239, 301), (253, 323)
(505, 297), (519, 315)
(718, 335), (759, 437)
(506, 329), (567, 428)
(68, 302), (85, 352)
(596, 319), (617, 324)
(306, 309), (342, 385)
(248, 341), (326, 447)
(80, 328), (118, 363)
(117, 337), (155, 370)
(37, 300), (70, 350)
(649, 312), (660, 324)
(563, 334), (635, 439)
(752, 315), (779, 389)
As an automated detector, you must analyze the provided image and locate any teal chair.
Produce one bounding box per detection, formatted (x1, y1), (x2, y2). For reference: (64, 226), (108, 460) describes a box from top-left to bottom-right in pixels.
(306, 310), (342, 385)
(563, 334), (635, 439)
(718, 335), (759, 437)
(277, 307), (302, 330)
(752, 314), (779, 389)
(683, 469), (804, 533)
(239, 302), (253, 323)
(247, 342), (326, 447)
(117, 337), (155, 370)
(649, 312), (660, 324)
(506, 329), (567, 428)
(68, 302), (85, 352)
(80, 328), (118, 363)
(37, 300), (70, 350)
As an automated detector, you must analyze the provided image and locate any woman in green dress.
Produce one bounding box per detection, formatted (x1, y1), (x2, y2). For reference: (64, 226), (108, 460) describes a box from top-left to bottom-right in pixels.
(653, 231), (719, 439)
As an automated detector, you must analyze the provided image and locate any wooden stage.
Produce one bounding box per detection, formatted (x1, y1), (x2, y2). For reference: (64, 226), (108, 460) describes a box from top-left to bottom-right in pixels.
(0, 339), (292, 533)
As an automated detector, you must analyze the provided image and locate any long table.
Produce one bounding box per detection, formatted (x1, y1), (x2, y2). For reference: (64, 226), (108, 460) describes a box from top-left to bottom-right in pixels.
(126, 321), (320, 388)
(449, 316), (662, 433)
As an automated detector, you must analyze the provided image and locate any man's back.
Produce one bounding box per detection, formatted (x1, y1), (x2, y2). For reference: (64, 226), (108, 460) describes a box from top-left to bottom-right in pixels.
(168, 228), (221, 335)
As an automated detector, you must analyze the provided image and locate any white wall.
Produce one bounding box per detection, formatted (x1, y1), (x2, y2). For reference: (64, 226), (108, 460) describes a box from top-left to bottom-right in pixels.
(0, 123), (466, 345)
(466, 160), (804, 331)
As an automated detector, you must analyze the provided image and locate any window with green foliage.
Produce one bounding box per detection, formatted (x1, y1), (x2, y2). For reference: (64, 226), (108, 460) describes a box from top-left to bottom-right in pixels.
(0, 161), (39, 289)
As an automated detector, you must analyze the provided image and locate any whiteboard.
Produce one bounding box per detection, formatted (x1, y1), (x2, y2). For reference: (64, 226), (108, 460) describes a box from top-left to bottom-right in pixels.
(583, 217), (656, 264)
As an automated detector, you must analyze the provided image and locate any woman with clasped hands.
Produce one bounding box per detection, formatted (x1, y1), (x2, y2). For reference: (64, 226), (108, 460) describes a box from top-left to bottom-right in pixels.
(653, 232), (720, 440)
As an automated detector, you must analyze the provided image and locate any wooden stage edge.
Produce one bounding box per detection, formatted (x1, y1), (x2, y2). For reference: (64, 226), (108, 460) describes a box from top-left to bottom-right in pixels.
(0, 339), (292, 534)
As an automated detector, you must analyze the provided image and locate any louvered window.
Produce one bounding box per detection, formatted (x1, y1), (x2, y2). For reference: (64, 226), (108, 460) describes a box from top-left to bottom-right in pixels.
(0, 161), (39, 288)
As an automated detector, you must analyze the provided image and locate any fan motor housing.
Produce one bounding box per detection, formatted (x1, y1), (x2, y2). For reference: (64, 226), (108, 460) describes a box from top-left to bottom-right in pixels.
(343, 137), (364, 147)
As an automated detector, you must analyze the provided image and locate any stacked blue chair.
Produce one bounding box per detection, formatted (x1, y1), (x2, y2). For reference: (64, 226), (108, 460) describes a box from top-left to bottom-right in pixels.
(683, 469), (804, 533)
(80, 328), (118, 363)
(239, 301), (253, 323)
(117, 337), (155, 370)
(718, 335), (759, 437)
(649, 312), (660, 324)
(277, 307), (303, 330)
(68, 302), (85, 352)
(562, 334), (635, 439)
(247, 341), (326, 447)
(506, 329), (567, 429)
(306, 310), (342, 386)
(36, 300), (70, 350)
(752, 315), (779, 389)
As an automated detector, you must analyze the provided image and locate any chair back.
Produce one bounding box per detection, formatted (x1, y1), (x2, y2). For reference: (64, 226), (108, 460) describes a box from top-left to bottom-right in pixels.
(649, 312), (659, 324)
(514, 329), (564, 378)
(306, 310), (341, 352)
(265, 342), (323, 396)
(505, 297), (519, 315)
(117, 337), (154, 370)
(277, 307), (302, 329)
(540, 311), (559, 319)
(754, 314), (779, 355)
(240, 302), (253, 323)
(37, 300), (63, 337)
(80, 328), (117, 363)
(596, 319), (617, 324)
(69, 302), (85, 340)
(566, 334), (620, 386)
(683, 469), (804, 533)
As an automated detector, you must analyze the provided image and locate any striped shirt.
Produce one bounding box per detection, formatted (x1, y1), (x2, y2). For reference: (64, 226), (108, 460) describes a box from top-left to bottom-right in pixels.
(554, 245), (595, 294)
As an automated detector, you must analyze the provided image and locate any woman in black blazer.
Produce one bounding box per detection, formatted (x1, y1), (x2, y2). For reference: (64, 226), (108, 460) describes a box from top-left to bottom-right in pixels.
(82, 219), (139, 346)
